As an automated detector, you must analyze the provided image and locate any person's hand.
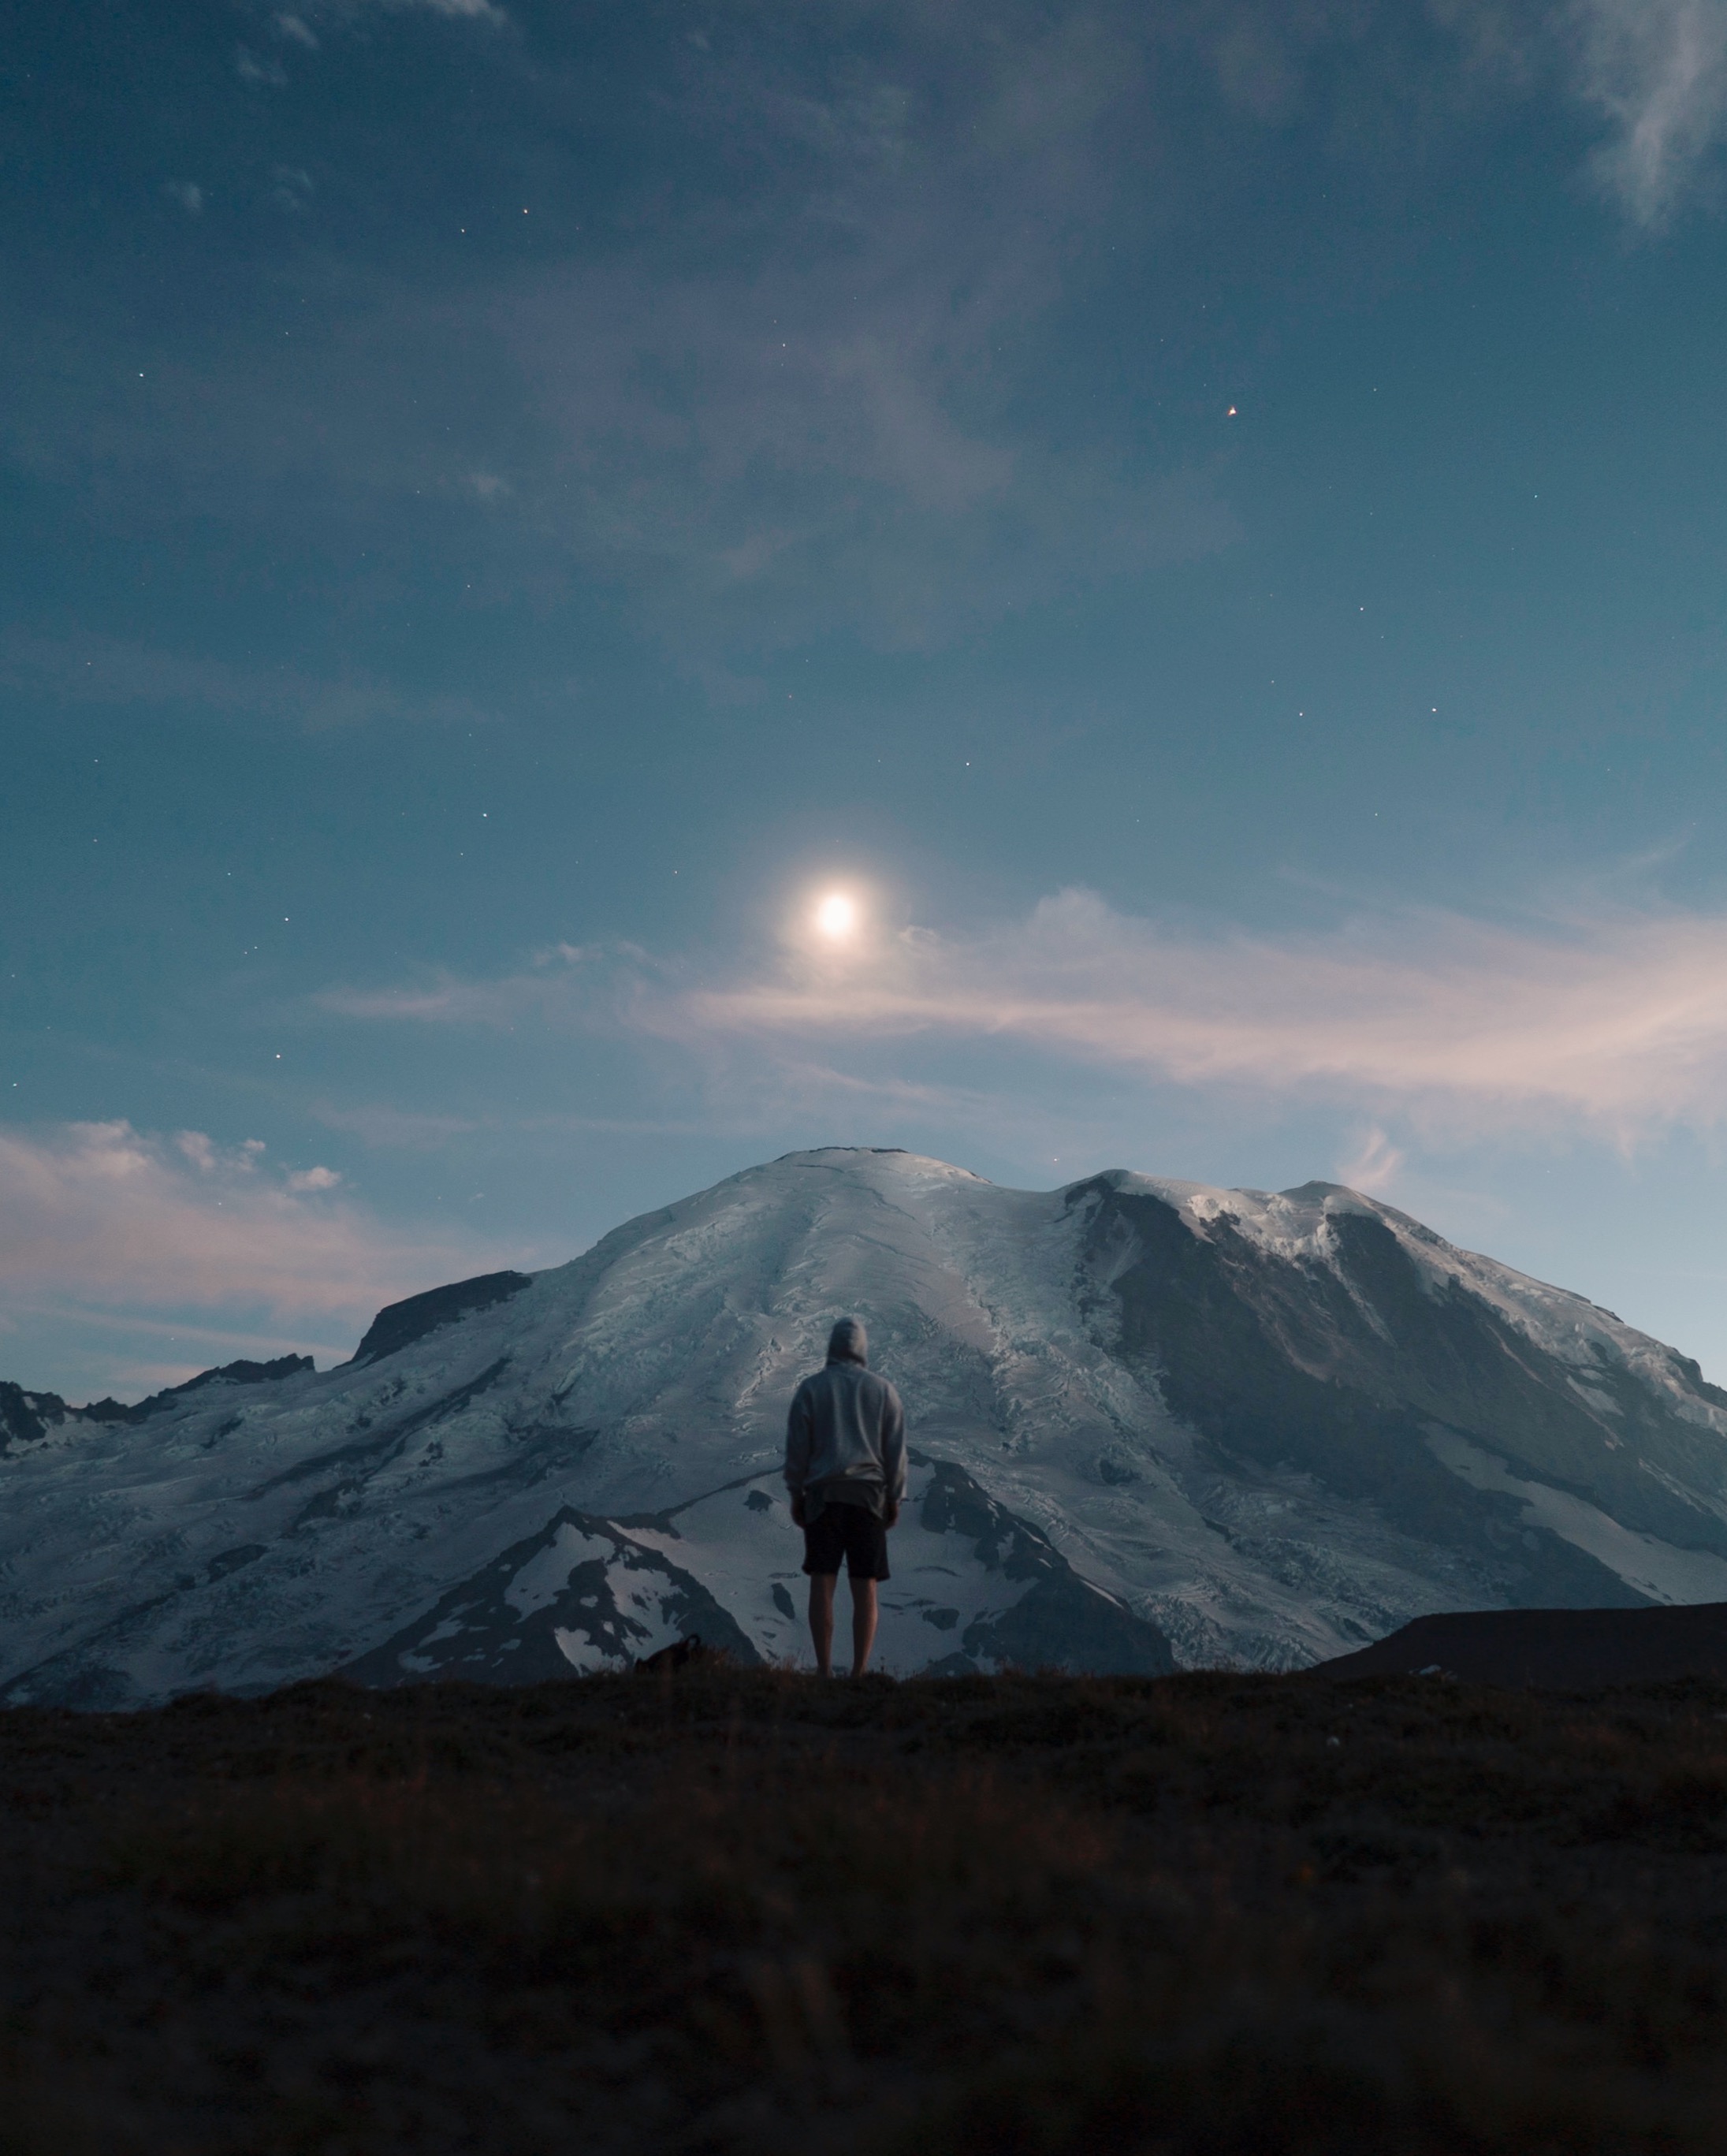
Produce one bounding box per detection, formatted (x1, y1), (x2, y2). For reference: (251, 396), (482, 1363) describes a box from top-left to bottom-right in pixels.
(884, 1500), (900, 1530)
(790, 1492), (806, 1528)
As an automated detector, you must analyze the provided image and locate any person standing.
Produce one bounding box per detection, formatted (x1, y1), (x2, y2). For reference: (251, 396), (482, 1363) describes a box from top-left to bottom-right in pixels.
(783, 1317), (906, 1677)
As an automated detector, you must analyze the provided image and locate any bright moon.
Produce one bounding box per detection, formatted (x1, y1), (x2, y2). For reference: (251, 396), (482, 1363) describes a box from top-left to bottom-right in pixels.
(815, 892), (857, 938)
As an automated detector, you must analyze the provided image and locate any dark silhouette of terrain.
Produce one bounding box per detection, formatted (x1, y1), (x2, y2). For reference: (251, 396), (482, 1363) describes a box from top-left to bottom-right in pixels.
(1320, 1599), (1727, 1686)
(6, 1666), (1727, 2154)
(0, 1354), (315, 1450)
(350, 1270), (533, 1365)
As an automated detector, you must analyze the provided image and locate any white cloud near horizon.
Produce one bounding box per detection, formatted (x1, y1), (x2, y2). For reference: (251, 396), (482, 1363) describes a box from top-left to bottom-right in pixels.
(1569, 0), (1727, 223)
(0, 1120), (517, 1383)
(318, 890), (1727, 1148)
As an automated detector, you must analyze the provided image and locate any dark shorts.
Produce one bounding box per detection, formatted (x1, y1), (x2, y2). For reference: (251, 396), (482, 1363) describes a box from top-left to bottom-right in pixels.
(802, 1504), (891, 1581)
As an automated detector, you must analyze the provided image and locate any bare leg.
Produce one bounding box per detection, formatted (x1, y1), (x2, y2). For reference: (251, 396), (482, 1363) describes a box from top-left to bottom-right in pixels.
(850, 1576), (879, 1678)
(808, 1573), (837, 1676)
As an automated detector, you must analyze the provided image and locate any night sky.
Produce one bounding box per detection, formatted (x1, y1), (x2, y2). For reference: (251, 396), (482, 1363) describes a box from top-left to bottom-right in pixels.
(8, 0), (1727, 1398)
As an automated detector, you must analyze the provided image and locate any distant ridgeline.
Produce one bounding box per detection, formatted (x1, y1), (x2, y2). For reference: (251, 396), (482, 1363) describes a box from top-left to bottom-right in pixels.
(0, 1272), (538, 1457)
(0, 1357), (315, 1451)
(5, 1149), (1727, 1704)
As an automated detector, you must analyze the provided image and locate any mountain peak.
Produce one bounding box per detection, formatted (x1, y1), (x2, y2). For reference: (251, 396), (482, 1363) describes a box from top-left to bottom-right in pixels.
(5, 1148), (1726, 1705)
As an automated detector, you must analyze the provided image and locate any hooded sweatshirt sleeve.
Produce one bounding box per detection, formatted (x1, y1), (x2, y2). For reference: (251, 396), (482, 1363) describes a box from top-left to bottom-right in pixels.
(881, 1380), (907, 1504)
(784, 1377), (814, 1497)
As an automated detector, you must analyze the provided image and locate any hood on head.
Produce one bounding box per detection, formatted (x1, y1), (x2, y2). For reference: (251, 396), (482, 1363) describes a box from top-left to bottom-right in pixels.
(826, 1317), (868, 1366)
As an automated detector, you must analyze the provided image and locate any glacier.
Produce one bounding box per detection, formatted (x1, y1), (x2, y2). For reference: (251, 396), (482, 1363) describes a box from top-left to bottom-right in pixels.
(5, 1145), (1727, 1704)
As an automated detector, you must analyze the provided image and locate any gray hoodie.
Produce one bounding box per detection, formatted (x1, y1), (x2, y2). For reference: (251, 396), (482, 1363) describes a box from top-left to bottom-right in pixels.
(784, 1318), (907, 1521)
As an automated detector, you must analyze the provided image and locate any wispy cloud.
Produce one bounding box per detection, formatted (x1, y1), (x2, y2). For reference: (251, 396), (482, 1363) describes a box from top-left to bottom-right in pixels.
(263, 0), (506, 28)
(13, 0), (1710, 679)
(1335, 1124), (1407, 1193)
(306, 1098), (710, 1146)
(481, 11), (1239, 650)
(235, 46), (289, 88)
(679, 890), (1727, 1140)
(1567, 0), (1727, 224)
(269, 166), (315, 213)
(386, 0), (507, 18)
(320, 890), (1727, 1146)
(308, 1104), (483, 1149)
(315, 940), (629, 1027)
(1, 8), (1234, 659)
(339, 0), (507, 19)
(0, 631), (493, 732)
(0, 1119), (515, 1365)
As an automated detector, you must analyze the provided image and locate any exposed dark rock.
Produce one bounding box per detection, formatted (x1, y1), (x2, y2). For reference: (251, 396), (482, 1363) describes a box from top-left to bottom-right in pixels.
(917, 1454), (1176, 1675)
(1074, 1177), (1667, 1609)
(204, 1544), (267, 1583)
(0, 1382), (65, 1454)
(351, 1272), (533, 1366)
(342, 1507), (761, 1685)
(634, 1634), (720, 1674)
(125, 1356), (316, 1421)
(19, 1357), (320, 1435)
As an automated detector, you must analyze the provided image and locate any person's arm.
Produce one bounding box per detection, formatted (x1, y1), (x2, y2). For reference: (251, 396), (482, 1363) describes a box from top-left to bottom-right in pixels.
(881, 1385), (907, 1529)
(785, 1384), (812, 1527)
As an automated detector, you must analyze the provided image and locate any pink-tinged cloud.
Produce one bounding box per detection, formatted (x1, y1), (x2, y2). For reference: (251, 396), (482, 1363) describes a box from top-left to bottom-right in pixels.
(314, 941), (642, 1032)
(312, 889), (1727, 1141)
(668, 890), (1727, 1136)
(0, 1119), (515, 1337)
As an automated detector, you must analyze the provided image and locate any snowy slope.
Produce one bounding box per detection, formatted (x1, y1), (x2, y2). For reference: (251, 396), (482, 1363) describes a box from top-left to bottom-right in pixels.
(5, 1146), (1727, 1704)
(340, 1454), (1167, 1687)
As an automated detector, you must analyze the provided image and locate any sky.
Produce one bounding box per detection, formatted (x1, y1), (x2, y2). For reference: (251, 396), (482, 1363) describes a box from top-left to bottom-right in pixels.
(9, 0), (1727, 1398)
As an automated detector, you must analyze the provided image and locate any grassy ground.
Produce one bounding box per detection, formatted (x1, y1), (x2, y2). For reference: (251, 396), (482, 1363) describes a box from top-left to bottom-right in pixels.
(4, 1667), (1727, 2153)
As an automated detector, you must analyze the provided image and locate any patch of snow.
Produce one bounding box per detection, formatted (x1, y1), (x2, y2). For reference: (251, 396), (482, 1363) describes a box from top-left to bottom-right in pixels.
(1424, 1426), (1727, 1604)
(505, 1524), (615, 1615)
(621, 1461), (1040, 1674)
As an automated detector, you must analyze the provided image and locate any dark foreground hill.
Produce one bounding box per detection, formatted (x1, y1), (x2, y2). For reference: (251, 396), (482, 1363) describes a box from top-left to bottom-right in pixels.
(6, 1668), (1727, 2154)
(1320, 1599), (1727, 1686)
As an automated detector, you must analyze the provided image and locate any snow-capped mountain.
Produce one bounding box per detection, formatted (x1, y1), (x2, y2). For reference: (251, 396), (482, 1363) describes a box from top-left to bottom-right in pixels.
(6, 1146), (1727, 1704)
